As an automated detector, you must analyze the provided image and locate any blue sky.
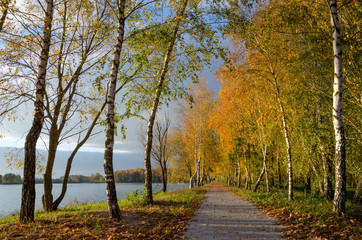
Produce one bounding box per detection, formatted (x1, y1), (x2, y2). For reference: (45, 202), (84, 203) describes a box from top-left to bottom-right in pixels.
(0, 57), (222, 177)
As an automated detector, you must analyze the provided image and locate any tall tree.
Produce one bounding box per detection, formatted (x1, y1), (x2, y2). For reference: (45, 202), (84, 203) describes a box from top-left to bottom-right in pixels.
(103, 0), (126, 219)
(329, 0), (346, 216)
(20, 0), (54, 222)
(143, 0), (189, 204)
(42, 0), (111, 212)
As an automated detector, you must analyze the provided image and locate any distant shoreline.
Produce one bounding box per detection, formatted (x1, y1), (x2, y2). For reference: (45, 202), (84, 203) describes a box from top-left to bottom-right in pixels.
(0, 182), (168, 185)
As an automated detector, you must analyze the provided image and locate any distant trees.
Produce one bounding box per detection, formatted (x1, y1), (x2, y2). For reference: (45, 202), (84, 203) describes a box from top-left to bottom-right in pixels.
(114, 168), (163, 183)
(1, 173), (21, 184)
(169, 80), (219, 189)
(140, 115), (172, 192)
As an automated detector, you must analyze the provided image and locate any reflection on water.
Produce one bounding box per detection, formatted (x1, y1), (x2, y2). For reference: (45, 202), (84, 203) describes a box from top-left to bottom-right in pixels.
(0, 182), (187, 217)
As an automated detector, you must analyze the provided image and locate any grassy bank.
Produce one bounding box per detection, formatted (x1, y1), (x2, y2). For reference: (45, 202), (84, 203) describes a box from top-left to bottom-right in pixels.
(228, 185), (361, 240)
(0, 186), (207, 239)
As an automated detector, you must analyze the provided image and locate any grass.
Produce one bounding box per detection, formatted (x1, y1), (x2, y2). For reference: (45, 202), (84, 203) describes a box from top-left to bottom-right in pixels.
(0, 186), (208, 239)
(228, 184), (361, 240)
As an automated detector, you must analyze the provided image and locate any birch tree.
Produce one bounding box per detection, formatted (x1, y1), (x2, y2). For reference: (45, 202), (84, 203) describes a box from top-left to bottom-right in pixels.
(329, 0), (346, 216)
(20, 0), (54, 222)
(103, 0), (126, 219)
(142, 0), (188, 204)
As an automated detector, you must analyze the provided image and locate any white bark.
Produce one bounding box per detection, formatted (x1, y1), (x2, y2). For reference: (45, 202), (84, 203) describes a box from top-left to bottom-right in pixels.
(20, 0), (54, 222)
(329, 0), (346, 215)
(103, 0), (126, 219)
(271, 71), (293, 200)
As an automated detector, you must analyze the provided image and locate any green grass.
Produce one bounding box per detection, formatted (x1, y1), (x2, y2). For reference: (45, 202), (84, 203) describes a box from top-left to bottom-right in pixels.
(0, 185), (207, 224)
(0, 186), (208, 239)
(230, 185), (360, 221)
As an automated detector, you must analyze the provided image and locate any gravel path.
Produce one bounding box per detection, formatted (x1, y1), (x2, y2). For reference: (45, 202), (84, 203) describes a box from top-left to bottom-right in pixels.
(184, 183), (284, 240)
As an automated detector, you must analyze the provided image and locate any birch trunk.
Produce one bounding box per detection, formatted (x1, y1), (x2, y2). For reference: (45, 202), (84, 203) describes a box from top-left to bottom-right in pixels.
(103, 0), (126, 219)
(143, 0), (188, 204)
(20, 0), (53, 222)
(189, 167), (197, 189)
(329, 0), (346, 216)
(271, 72), (293, 200)
(244, 154), (250, 190)
(253, 146), (267, 192)
(189, 136), (198, 189)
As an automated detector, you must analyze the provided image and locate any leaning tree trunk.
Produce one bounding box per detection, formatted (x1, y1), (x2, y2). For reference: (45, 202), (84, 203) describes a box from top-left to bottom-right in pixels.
(52, 102), (107, 210)
(329, 0), (346, 216)
(103, 0), (126, 219)
(253, 145), (268, 192)
(143, 0), (188, 204)
(20, 0), (54, 222)
(271, 71), (293, 200)
(189, 167), (197, 189)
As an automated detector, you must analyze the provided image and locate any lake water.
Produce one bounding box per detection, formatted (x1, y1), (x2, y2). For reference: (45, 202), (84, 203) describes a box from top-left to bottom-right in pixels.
(0, 183), (187, 217)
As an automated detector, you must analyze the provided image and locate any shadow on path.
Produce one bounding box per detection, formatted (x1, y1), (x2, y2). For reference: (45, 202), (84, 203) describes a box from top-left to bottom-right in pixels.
(184, 182), (284, 240)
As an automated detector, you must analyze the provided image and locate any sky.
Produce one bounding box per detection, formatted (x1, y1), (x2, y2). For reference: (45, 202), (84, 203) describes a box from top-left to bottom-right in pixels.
(0, 0), (226, 177)
(0, 57), (222, 177)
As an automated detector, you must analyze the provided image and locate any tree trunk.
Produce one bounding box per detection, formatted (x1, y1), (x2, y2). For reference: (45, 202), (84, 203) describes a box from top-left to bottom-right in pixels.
(189, 167), (197, 189)
(306, 176), (311, 195)
(321, 146), (333, 200)
(161, 160), (167, 192)
(0, 0), (10, 32)
(253, 146), (268, 192)
(265, 159), (270, 192)
(309, 156), (324, 195)
(271, 72), (293, 200)
(52, 102), (106, 210)
(253, 165), (265, 192)
(329, 0), (346, 216)
(353, 177), (362, 204)
(270, 155), (275, 187)
(244, 151), (251, 190)
(237, 158), (241, 188)
(42, 133), (58, 211)
(201, 158), (205, 186)
(143, 0), (188, 204)
(20, 0), (54, 222)
(277, 151), (282, 188)
(103, 0), (126, 219)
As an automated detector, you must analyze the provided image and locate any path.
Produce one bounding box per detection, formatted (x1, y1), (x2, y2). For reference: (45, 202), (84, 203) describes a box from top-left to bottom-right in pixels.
(184, 183), (284, 240)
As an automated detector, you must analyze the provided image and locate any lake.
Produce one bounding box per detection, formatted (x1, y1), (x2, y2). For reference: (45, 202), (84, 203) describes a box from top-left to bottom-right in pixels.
(0, 183), (187, 217)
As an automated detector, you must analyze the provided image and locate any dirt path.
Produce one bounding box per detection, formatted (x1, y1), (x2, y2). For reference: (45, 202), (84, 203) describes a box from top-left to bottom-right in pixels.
(184, 183), (284, 240)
